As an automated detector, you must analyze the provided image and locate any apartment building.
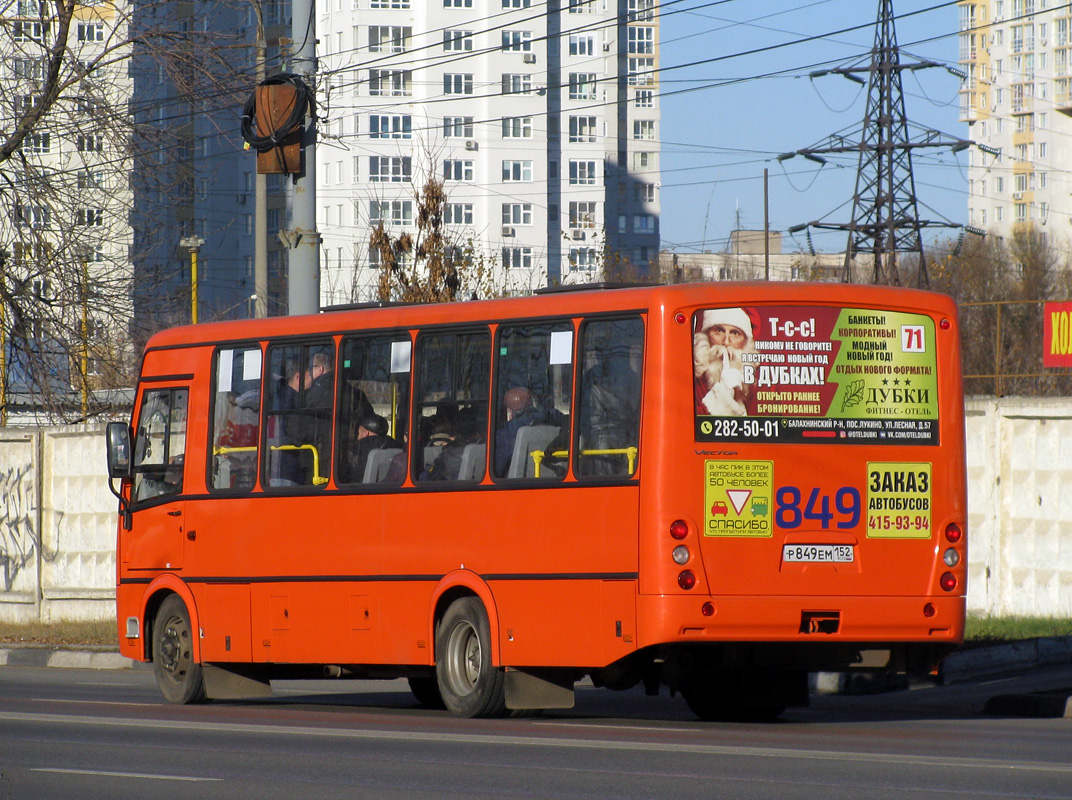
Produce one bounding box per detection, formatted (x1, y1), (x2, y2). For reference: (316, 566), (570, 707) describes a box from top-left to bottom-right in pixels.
(959, 0), (1072, 240)
(315, 0), (662, 304)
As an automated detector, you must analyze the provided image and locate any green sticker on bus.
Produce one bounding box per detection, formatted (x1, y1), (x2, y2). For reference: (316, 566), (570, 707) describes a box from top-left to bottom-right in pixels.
(704, 460), (774, 537)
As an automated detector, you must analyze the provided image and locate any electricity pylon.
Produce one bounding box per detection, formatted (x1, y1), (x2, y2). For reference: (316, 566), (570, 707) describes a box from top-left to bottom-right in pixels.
(782, 0), (972, 287)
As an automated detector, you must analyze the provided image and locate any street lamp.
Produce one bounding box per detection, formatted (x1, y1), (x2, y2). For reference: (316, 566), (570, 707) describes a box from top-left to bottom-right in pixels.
(180, 236), (205, 324)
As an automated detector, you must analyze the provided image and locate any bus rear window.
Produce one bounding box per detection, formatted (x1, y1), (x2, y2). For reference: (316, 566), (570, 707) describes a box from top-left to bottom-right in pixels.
(692, 305), (938, 445)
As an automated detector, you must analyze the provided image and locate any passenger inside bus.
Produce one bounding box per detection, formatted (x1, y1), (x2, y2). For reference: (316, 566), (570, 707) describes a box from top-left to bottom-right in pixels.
(494, 386), (567, 477)
(343, 414), (401, 483)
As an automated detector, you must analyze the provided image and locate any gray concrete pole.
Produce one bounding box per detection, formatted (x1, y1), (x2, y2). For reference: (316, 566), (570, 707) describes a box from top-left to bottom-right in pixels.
(286, 0), (320, 316)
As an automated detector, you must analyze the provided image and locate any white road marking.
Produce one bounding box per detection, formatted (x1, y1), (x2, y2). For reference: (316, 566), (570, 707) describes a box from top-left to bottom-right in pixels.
(4, 710), (1071, 775)
(31, 768), (221, 782)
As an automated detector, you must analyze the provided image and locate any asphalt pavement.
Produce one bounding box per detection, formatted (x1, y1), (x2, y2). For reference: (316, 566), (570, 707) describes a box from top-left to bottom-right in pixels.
(2, 637), (1070, 717)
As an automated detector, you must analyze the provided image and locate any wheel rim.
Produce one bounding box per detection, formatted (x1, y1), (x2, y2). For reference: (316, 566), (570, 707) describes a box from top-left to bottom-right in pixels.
(158, 614), (191, 684)
(444, 620), (481, 697)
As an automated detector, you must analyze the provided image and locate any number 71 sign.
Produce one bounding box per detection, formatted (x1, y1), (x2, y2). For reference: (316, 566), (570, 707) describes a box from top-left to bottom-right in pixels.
(901, 325), (926, 353)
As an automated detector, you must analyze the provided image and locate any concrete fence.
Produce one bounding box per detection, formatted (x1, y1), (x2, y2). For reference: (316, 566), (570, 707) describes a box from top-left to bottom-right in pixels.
(1, 398), (1070, 626)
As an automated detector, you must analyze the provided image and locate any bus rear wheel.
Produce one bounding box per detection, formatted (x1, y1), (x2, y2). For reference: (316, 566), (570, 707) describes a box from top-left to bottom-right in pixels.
(435, 597), (506, 718)
(152, 594), (206, 705)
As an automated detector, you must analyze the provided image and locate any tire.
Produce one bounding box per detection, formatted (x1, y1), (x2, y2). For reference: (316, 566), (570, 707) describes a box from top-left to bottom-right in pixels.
(152, 594), (206, 704)
(681, 668), (804, 722)
(435, 597), (506, 718)
(408, 675), (445, 709)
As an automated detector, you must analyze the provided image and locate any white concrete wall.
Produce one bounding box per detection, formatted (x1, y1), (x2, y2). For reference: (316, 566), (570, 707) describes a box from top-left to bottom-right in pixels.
(1, 401), (1070, 624)
(964, 397), (1072, 618)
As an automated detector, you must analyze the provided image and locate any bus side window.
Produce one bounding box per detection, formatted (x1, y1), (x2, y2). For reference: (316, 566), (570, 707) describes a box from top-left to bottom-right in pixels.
(264, 341), (335, 488)
(493, 320), (573, 480)
(336, 334), (411, 485)
(132, 388), (189, 502)
(576, 317), (643, 478)
(210, 346), (262, 491)
(413, 329), (490, 484)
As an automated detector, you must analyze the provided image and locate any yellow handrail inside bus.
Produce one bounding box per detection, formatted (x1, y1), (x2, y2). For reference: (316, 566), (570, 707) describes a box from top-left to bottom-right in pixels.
(213, 444), (328, 486)
(531, 447), (638, 477)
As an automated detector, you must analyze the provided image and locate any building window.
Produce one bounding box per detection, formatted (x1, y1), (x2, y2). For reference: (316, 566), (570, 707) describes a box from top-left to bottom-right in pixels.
(444, 73), (474, 95)
(77, 133), (104, 152)
(15, 205), (49, 229)
(568, 115), (597, 143)
(502, 116), (533, 138)
(635, 183), (655, 203)
(369, 26), (410, 53)
(369, 114), (411, 138)
(371, 0), (410, 7)
(502, 160), (533, 181)
(77, 22), (105, 42)
(443, 116), (474, 138)
(569, 201), (597, 228)
(567, 0), (598, 13)
(569, 247), (598, 270)
(502, 247), (533, 269)
(77, 170), (104, 189)
(633, 120), (656, 140)
(22, 132), (50, 154)
(444, 30), (473, 51)
(76, 207), (104, 227)
(445, 203), (474, 225)
(634, 151), (654, 170)
(502, 203), (533, 225)
(369, 69), (411, 96)
(503, 0), (531, 7)
(369, 200), (413, 226)
(628, 57), (655, 86)
(502, 73), (533, 94)
(369, 156), (412, 182)
(1015, 203), (1027, 222)
(443, 159), (474, 181)
(635, 89), (653, 107)
(569, 34), (594, 56)
(628, 27), (654, 54)
(444, 0), (472, 7)
(569, 159), (597, 185)
(502, 30), (532, 51)
(569, 72), (597, 100)
(633, 214), (656, 234)
(628, 0), (655, 21)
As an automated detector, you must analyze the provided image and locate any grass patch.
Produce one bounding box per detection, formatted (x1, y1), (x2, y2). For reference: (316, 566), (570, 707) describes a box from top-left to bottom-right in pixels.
(965, 614), (1072, 644)
(0, 620), (118, 647)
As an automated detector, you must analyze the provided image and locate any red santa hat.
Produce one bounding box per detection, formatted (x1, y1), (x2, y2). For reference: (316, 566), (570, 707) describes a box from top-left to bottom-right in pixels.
(700, 307), (753, 341)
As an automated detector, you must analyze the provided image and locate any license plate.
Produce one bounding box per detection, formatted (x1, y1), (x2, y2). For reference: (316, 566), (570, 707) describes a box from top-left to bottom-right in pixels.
(782, 544), (854, 563)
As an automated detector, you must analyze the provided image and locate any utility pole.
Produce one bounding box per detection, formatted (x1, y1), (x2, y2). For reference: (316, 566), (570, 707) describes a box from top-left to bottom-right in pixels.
(285, 0), (320, 316)
(780, 0), (972, 287)
(252, 0), (268, 318)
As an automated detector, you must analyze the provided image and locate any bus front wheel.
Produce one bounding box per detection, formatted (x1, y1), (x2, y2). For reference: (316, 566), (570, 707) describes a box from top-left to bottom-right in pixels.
(435, 597), (506, 718)
(152, 594), (206, 705)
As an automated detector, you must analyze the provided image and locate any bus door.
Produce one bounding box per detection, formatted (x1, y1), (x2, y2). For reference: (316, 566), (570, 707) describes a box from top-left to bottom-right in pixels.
(125, 386), (191, 572)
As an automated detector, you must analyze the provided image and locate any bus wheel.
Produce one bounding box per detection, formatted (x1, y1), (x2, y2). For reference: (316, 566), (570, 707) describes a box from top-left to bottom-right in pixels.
(435, 597), (506, 718)
(408, 675), (445, 709)
(152, 594), (206, 705)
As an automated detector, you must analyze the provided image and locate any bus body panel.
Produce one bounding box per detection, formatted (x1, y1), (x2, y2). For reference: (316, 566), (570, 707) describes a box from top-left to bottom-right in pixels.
(114, 282), (966, 696)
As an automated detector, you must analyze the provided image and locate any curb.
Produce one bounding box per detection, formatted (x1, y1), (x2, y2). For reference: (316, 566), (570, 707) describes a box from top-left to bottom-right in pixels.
(940, 636), (1072, 684)
(0, 646), (134, 670)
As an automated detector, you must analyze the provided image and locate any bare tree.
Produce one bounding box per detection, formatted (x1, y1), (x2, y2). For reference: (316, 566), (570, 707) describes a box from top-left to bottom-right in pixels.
(0, 0), (270, 421)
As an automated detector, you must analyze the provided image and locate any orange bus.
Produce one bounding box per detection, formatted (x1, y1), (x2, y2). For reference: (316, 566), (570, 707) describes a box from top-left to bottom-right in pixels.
(106, 281), (967, 720)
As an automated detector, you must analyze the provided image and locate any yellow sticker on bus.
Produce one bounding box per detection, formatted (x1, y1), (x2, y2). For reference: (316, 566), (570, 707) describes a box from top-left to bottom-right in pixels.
(704, 460), (774, 537)
(866, 462), (932, 538)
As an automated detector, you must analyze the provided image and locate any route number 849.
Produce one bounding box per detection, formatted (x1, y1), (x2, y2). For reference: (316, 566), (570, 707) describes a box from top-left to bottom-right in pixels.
(775, 486), (861, 530)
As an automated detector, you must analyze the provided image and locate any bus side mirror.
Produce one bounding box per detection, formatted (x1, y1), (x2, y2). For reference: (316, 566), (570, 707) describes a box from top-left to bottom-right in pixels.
(107, 421), (132, 479)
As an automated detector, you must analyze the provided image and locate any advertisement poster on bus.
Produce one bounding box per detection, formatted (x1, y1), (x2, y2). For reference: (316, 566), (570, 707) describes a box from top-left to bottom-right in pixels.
(693, 306), (938, 445)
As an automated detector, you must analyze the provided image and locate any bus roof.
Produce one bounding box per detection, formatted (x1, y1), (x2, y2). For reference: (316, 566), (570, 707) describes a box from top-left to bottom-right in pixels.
(143, 281), (956, 353)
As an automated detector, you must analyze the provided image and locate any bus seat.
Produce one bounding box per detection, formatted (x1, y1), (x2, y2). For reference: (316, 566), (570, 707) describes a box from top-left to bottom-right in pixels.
(507, 425), (561, 479)
(424, 445), (442, 471)
(363, 448), (402, 483)
(457, 443), (486, 482)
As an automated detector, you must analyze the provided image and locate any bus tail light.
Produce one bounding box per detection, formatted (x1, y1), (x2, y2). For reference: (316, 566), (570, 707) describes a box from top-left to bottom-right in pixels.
(923, 603), (936, 618)
(678, 570), (696, 590)
(944, 523), (963, 543)
(940, 572), (957, 591)
(669, 519), (689, 540)
(701, 602), (715, 617)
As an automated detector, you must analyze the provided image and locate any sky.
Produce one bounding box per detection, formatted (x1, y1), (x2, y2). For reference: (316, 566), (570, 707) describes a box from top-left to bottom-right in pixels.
(656, 0), (966, 257)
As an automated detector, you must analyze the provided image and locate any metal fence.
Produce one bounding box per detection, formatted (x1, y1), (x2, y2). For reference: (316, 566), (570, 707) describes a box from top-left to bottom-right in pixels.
(959, 300), (1072, 397)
